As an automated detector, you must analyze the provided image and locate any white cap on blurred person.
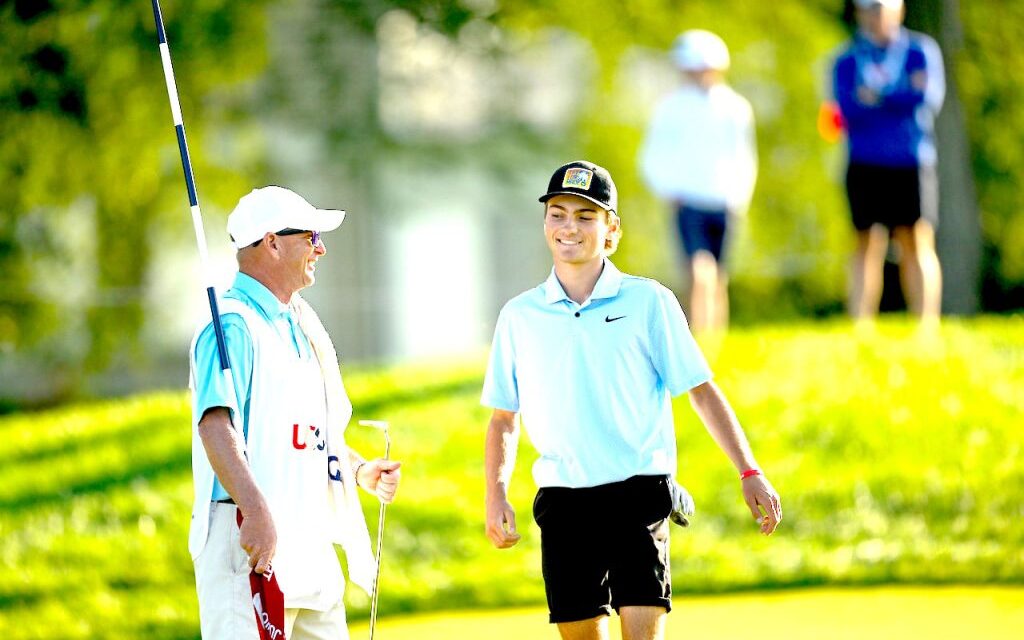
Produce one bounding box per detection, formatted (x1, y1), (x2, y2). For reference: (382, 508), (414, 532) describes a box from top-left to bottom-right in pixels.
(227, 186), (346, 250)
(671, 30), (731, 71)
(853, 0), (903, 9)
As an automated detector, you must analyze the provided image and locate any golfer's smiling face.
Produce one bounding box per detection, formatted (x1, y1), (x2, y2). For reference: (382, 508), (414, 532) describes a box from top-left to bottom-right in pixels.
(544, 194), (617, 267)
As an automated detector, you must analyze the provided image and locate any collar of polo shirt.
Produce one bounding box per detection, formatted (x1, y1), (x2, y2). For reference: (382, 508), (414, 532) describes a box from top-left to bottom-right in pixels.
(544, 259), (625, 305)
(234, 272), (293, 319)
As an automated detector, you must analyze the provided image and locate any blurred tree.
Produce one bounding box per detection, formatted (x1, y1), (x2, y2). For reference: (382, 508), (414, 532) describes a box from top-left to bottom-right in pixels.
(904, 0), (980, 315)
(0, 0), (267, 399)
(957, 0), (1024, 310)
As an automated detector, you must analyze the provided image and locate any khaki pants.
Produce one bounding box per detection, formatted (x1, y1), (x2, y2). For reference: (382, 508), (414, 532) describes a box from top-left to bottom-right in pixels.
(194, 502), (348, 639)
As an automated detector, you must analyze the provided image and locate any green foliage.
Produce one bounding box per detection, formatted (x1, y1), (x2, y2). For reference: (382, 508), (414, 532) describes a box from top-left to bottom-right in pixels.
(0, 0), (268, 392)
(1, 318), (1022, 638)
(323, 0), (487, 36)
(958, 1), (1024, 308)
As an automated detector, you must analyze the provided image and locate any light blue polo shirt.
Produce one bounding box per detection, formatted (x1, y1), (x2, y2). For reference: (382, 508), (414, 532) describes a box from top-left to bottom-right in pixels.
(192, 272), (313, 500)
(481, 259), (712, 489)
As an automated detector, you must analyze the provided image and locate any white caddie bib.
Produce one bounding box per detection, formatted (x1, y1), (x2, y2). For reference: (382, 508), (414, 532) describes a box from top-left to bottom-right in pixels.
(190, 299), (343, 611)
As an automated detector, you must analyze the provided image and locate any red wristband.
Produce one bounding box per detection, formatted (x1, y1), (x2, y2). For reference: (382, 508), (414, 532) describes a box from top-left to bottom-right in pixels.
(740, 469), (762, 480)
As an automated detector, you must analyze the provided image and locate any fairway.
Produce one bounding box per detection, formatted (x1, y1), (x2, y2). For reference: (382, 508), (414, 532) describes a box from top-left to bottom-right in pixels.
(349, 587), (1024, 640)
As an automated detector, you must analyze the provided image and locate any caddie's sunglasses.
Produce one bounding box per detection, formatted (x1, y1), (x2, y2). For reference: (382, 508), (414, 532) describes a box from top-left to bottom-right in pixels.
(250, 229), (321, 248)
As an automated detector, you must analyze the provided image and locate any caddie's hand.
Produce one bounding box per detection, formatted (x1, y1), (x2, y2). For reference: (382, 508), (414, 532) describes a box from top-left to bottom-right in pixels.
(239, 504), (277, 575)
(357, 459), (402, 504)
(742, 475), (782, 536)
(485, 498), (521, 549)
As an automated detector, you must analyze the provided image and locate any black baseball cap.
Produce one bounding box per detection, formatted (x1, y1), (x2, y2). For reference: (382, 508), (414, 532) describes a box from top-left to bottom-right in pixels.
(539, 160), (618, 214)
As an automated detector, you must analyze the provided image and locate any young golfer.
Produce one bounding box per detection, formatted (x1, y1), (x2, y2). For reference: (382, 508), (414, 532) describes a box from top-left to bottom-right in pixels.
(482, 161), (781, 640)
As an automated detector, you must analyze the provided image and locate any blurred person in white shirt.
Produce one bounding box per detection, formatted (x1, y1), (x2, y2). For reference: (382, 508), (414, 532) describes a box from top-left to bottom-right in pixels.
(640, 30), (757, 333)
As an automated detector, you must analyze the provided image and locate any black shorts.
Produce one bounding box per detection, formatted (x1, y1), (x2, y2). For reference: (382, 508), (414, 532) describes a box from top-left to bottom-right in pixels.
(532, 475), (673, 624)
(845, 162), (939, 231)
(676, 204), (729, 262)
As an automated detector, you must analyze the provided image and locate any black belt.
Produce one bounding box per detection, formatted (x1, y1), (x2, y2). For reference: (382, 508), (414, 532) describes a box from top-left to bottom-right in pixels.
(215, 498), (235, 505)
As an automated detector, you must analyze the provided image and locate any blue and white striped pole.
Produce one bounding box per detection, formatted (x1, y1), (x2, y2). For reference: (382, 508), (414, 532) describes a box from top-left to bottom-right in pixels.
(150, 0), (232, 377)
(150, 5), (288, 639)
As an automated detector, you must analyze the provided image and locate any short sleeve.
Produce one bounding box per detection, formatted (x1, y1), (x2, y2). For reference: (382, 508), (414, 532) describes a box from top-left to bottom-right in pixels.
(649, 286), (713, 397)
(480, 306), (520, 412)
(192, 314), (254, 432)
(919, 34), (945, 113)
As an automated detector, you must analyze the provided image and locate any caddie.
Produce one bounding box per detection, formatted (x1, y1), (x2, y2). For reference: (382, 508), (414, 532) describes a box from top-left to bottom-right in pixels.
(482, 161), (781, 640)
(189, 186), (402, 639)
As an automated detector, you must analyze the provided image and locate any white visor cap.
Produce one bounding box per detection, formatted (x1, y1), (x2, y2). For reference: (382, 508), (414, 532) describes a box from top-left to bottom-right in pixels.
(227, 186), (346, 250)
(671, 29), (731, 72)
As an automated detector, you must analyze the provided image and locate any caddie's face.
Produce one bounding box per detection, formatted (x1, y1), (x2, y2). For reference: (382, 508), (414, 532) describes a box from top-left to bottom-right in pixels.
(276, 230), (326, 291)
(543, 194), (616, 267)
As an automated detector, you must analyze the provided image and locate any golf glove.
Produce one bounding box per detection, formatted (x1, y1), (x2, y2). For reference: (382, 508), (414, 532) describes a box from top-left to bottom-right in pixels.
(669, 478), (695, 527)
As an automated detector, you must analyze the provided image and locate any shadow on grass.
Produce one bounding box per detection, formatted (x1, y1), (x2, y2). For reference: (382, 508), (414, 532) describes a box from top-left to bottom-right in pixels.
(0, 378), (483, 516)
(0, 413), (183, 467)
(0, 448), (192, 513)
(351, 377), (483, 416)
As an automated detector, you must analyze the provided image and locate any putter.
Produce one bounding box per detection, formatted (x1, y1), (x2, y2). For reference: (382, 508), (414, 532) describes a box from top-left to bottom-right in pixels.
(358, 420), (390, 640)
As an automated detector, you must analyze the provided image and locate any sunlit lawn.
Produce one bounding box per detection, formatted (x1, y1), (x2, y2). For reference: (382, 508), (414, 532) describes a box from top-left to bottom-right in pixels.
(1, 318), (1022, 638)
(351, 587), (1024, 640)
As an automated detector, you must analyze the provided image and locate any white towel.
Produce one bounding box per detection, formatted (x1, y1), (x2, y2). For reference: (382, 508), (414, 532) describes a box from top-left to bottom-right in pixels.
(292, 295), (377, 595)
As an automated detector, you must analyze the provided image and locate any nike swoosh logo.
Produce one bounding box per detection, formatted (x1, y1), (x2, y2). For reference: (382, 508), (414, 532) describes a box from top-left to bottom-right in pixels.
(605, 315), (626, 323)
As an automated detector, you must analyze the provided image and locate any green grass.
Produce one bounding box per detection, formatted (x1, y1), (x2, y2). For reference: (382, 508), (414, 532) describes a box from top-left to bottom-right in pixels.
(348, 587), (1024, 640)
(1, 318), (1022, 638)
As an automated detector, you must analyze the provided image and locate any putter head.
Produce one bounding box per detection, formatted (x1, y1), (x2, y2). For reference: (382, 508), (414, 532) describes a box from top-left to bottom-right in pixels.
(359, 419), (391, 459)
(358, 420), (390, 433)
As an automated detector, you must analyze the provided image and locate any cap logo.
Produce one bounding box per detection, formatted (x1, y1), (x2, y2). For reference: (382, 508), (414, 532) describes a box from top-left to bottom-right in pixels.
(562, 168), (593, 190)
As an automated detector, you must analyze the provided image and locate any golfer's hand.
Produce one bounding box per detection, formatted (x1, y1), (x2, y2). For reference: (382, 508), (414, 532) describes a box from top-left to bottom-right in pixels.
(357, 459), (402, 504)
(239, 504), (277, 575)
(485, 498), (521, 549)
(742, 475), (782, 536)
